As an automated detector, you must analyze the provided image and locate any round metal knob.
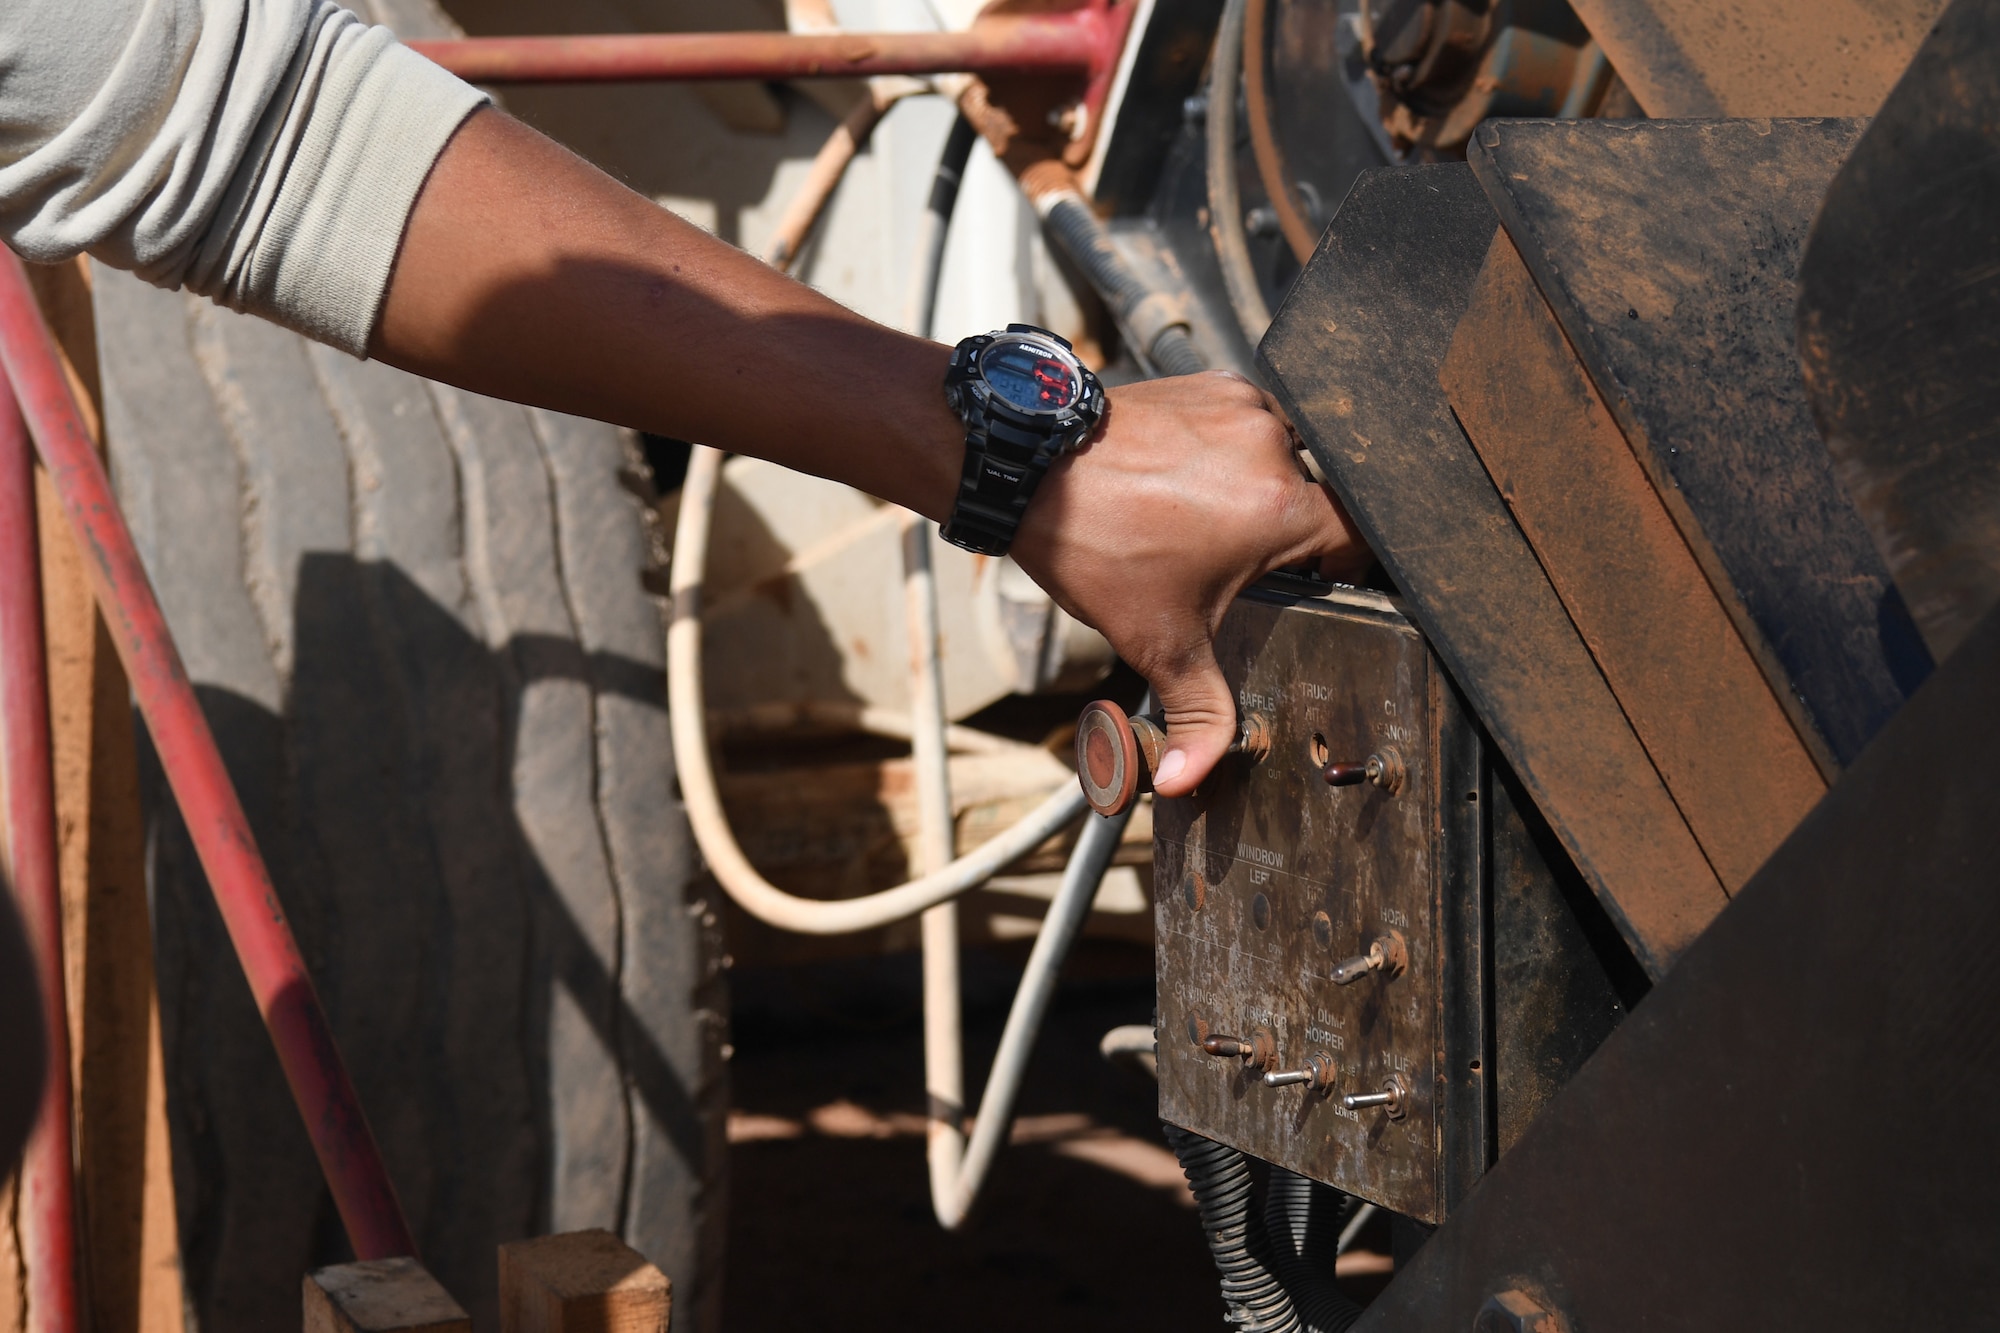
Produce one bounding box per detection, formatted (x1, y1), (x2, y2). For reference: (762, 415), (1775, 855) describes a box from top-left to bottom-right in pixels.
(1076, 700), (1141, 816)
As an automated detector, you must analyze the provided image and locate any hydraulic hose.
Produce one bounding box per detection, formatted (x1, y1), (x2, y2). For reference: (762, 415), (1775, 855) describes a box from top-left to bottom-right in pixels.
(1039, 191), (1209, 377)
(669, 105), (1093, 937)
(666, 446), (1088, 935)
(1206, 0), (1276, 342)
(905, 114), (980, 337)
(902, 116), (1141, 1228)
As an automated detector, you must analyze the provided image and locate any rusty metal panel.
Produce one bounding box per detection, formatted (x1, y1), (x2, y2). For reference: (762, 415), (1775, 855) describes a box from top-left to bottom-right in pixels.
(1348, 602), (2000, 1333)
(1799, 0), (2000, 667)
(1566, 0), (1943, 117)
(1154, 586), (1481, 1223)
(1467, 117), (1930, 774)
(1441, 231), (1826, 892)
(1258, 164), (1724, 979)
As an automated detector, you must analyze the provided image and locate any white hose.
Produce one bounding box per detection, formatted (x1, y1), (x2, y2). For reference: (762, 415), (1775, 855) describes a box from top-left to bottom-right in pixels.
(666, 445), (1089, 935)
(928, 801), (1134, 1229)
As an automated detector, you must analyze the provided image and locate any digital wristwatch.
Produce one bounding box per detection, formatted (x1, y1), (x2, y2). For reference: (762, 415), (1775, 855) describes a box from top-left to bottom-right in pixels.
(940, 323), (1107, 557)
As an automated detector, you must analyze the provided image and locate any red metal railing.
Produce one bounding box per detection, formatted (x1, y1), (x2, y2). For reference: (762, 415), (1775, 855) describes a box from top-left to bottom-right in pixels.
(0, 253), (417, 1265)
(0, 345), (80, 1333)
(409, 9), (1122, 84)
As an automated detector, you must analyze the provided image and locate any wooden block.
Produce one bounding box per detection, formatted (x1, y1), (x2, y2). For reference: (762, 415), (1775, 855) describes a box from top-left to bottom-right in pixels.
(1259, 163), (1725, 977)
(1442, 230), (1827, 891)
(499, 1231), (671, 1333)
(303, 1258), (469, 1333)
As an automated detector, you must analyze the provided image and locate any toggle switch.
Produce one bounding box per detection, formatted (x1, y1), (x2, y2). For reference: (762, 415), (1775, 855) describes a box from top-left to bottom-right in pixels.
(1075, 700), (1272, 816)
(1341, 1072), (1409, 1119)
(1331, 931), (1409, 986)
(1199, 1029), (1277, 1070)
(1262, 1052), (1338, 1094)
(1321, 747), (1406, 794)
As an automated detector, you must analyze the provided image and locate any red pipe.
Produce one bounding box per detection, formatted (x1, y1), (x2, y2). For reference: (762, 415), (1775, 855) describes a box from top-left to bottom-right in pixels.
(0, 253), (417, 1263)
(409, 9), (1117, 84)
(0, 344), (78, 1332)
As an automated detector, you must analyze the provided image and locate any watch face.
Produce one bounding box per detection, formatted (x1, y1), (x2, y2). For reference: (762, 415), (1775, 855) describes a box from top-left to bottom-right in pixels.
(979, 335), (1082, 414)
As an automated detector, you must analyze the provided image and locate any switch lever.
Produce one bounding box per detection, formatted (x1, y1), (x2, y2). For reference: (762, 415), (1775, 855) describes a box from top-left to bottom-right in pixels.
(1341, 1073), (1409, 1120)
(1261, 1052), (1337, 1094)
(1331, 931), (1409, 985)
(1322, 747), (1405, 793)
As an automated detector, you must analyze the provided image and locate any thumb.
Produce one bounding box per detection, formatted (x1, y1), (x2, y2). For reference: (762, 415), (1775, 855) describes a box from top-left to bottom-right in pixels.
(1146, 643), (1240, 798)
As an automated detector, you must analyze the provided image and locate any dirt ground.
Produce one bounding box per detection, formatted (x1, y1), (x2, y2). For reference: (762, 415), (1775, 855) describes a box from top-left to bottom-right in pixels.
(721, 941), (1392, 1332)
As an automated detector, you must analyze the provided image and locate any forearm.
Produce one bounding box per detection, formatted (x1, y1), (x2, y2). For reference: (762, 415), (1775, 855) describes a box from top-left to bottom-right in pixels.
(373, 108), (961, 519)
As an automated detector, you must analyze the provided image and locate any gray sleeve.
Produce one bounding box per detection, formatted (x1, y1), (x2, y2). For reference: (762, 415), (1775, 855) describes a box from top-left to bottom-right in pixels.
(0, 0), (488, 355)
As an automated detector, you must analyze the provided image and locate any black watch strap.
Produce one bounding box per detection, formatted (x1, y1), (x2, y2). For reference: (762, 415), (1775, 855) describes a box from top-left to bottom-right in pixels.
(939, 413), (1057, 556)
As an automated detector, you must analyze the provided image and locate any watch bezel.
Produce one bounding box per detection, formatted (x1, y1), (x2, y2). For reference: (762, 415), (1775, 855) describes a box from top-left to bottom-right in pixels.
(946, 324), (1106, 454)
(972, 331), (1087, 417)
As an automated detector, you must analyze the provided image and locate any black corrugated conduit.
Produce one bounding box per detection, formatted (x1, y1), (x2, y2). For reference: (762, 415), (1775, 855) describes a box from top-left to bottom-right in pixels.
(1165, 1124), (1366, 1332)
(1263, 1166), (1366, 1333)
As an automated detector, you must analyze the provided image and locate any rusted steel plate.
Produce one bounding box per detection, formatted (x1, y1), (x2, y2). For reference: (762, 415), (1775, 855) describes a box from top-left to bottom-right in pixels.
(1442, 232), (1826, 892)
(1799, 0), (2000, 667)
(1259, 164), (1724, 979)
(1468, 117), (1931, 774)
(1566, 0), (1943, 117)
(1349, 602), (2000, 1333)
(1154, 588), (1484, 1223)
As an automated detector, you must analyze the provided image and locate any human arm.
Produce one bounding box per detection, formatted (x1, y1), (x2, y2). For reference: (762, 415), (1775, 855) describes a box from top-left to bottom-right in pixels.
(374, 109), (1367, 794)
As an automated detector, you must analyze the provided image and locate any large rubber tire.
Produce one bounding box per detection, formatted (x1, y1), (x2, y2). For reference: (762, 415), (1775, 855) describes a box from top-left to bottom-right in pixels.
(94, 266), (728, 1332)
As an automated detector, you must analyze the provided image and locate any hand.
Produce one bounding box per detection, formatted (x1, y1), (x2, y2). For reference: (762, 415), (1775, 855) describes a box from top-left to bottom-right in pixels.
(1010, 371), (1369, 797)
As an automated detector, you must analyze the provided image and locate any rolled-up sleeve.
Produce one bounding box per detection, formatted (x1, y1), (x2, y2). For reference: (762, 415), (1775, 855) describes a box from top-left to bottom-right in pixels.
(0, 0), (487, 355)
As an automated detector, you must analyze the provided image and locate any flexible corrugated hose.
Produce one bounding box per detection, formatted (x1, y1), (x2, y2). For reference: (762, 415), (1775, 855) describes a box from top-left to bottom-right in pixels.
(1040, 192), (1209, 377)
(1166, 1124), (1365, 1332)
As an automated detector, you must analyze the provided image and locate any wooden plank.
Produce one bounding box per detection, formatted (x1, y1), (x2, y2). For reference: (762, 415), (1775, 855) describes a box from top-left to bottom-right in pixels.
(499, 1231), (671, 1333)
(1466, 117), (1927, 772)
(1796, 0), (2000, 666)
(24, 257), (186, 1333)
(1258, 162), (1725, 978)
(303, 1258), (470, 1333)
(1442, 231), (1826, 891)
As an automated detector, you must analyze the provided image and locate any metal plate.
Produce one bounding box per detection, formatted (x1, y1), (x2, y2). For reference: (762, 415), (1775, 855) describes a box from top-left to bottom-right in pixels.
(1154, 585), (1476, 1222)
(1441, 230), (1827, 892)
(1467, 117), (1929, 771)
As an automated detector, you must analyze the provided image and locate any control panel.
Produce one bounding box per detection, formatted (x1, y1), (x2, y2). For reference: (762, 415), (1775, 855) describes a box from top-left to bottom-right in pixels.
(1151, 584), (1486, 1223)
